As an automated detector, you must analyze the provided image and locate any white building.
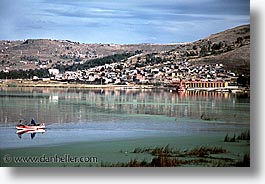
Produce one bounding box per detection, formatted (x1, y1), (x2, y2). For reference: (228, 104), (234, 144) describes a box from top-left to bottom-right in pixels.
(48, 69), (60, 76)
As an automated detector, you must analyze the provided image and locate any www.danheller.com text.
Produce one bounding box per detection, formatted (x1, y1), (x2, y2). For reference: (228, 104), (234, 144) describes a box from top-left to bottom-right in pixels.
(2, 154), (98, 164)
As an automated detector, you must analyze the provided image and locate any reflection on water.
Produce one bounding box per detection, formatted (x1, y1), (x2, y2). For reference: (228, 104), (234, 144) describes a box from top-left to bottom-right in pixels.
(0, 87), (250, 148)
(0, 87), (249, 125)
(16, 129), (45, 139)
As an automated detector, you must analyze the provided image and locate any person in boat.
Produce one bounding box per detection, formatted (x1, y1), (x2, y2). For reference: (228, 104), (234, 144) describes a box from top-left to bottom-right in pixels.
(31, 118), (36, 126)
(18, 120), (26, 127)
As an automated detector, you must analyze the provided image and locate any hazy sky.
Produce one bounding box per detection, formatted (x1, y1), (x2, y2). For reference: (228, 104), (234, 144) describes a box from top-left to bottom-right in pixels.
(0, 0), (249, 44)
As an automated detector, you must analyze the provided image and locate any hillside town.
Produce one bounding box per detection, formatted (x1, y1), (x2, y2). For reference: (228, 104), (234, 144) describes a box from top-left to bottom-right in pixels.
(57, 57), (220, 82)
(0, 48), (247, 92)
(0, 24), (250, 92)
(34, 53), (241, 92)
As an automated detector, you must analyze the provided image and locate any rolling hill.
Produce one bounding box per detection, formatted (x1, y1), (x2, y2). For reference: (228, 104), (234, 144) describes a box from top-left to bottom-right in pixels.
(0, 24), (250, 76)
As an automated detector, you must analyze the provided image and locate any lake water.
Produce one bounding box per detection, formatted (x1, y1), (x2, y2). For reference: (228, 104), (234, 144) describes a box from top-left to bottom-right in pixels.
(0, 87), (250, 149)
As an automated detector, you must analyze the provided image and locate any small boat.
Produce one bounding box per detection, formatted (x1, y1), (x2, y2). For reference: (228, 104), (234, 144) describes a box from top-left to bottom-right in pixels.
(16, 123), (46, 131)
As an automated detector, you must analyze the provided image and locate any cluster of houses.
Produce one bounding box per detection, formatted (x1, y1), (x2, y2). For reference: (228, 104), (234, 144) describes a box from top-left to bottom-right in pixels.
(47, 55), (238, 90)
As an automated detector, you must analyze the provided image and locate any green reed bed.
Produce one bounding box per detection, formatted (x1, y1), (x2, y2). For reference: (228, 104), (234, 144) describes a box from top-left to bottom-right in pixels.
(224, 130), (250, 142)
(106, 144), (250, 167)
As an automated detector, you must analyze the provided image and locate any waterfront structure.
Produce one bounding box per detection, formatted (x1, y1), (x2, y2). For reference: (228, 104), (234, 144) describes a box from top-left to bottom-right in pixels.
(185, 81), (228, 88)
(167, 80), (228, 89)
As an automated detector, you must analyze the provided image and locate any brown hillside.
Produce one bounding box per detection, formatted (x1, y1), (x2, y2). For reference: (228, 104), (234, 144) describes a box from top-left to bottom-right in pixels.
(0, 24), (250, 76)
(171, 24), (250, 75)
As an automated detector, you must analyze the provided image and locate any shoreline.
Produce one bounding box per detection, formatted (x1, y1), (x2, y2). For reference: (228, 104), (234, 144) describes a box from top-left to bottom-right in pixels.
(0, 79), (155, 89)
(0, 79), (249, 94)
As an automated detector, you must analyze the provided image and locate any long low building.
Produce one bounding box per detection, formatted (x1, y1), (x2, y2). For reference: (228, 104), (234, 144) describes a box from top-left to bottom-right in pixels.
(167, 81), (228, 89)
(185, 81), (228, 88)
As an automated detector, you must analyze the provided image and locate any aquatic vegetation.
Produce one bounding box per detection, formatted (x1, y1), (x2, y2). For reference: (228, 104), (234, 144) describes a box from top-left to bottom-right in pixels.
(132, 144), (180, 157)
(133, 145), (227, 157)
(101, 144), (249, 167)
(186, 146), (227, 157)
(237, 130), (250, 141)
(234, 154), (250, 167)
(150, 156), (187, 167)
(132, 147), (153, 153)
(129, 145), (230, 166)
(224, 130), (250, 142)
(200, 113), (217, 121)
(224, 134), (236, 142)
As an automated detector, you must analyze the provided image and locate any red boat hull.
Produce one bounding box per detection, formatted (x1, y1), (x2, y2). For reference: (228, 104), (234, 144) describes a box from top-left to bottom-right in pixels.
(16, 124), (45, 130)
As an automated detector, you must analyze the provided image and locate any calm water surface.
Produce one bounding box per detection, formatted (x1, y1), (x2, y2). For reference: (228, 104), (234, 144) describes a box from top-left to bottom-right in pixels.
(0, 87), (250, 148)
